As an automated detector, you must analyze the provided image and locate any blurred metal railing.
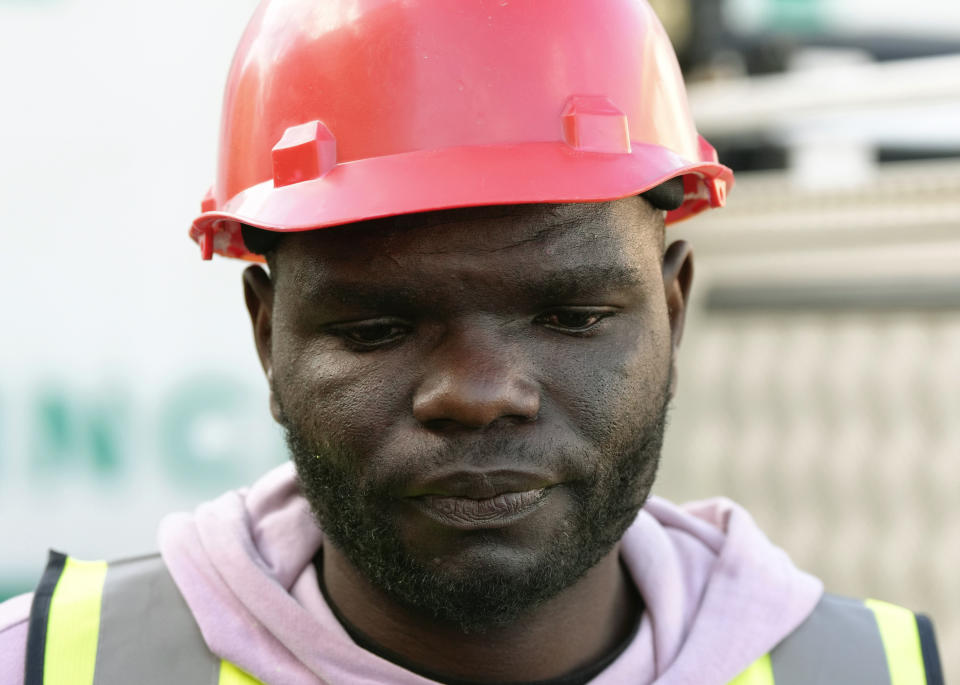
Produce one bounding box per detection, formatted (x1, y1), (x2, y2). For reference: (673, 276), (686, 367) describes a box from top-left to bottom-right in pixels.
(688, 54), (960, 137)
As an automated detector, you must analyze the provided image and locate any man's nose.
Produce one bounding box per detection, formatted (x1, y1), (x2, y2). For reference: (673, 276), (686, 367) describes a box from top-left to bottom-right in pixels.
(412, 328), (540, 430)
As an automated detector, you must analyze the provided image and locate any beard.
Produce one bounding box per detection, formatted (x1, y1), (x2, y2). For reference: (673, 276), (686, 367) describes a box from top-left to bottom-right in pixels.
(281, 384), (669, 634)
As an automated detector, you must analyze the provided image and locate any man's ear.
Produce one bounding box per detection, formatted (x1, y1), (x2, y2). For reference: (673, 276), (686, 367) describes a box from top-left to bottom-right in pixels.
(243, 265), (282, 423)
(662, 240), (694, 397)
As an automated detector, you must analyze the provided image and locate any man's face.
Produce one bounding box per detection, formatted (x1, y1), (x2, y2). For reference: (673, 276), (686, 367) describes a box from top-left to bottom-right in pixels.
(248, 197), (686, 632)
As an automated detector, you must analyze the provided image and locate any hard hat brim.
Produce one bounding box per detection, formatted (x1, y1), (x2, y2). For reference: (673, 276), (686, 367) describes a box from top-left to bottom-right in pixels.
(190, 141), (733, 261)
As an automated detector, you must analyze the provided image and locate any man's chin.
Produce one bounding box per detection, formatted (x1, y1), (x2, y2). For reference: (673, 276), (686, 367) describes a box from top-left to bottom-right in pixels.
(320, 496), (631, 634)
(397, 535), (572, 581)
(336, 534), (611, 634)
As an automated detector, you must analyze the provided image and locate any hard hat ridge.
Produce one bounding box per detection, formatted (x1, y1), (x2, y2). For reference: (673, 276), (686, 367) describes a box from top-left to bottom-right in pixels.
(190, 0), (733, 261)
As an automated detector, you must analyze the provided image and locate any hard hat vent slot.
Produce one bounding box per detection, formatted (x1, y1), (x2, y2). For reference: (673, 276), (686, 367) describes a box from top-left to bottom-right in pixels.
(561, 96), (631, 154)
(272, 120), (338, 188)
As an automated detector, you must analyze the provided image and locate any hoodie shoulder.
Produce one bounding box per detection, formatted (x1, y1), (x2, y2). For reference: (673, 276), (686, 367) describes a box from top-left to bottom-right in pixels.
(0, 593), (31, 685)
(624, 496), (823, 683)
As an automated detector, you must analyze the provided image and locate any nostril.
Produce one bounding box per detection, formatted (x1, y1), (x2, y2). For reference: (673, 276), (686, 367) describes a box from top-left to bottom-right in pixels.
(420, 418), (463, 433)
(420, 414), (537, 434)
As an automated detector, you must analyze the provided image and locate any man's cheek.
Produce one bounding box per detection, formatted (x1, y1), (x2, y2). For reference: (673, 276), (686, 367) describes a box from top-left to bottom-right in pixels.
(276, 353), (393, 426)
(550, 370), (656, 447)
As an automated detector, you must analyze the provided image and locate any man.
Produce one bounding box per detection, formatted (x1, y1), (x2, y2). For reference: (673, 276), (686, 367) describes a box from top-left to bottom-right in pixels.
(0, 0), (943, 683)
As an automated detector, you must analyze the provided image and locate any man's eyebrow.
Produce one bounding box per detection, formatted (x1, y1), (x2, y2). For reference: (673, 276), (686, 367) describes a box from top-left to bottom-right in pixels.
(293, 264), (646, 308)
(523, 264), (647, 301)
(292, 279), (422, 310)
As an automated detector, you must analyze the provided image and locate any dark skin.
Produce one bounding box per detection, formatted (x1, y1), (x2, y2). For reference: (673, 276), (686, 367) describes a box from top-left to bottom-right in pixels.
(243, 196), (693, 683)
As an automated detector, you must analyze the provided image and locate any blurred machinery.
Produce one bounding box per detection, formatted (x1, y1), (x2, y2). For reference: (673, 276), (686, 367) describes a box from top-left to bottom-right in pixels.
(655, 0), (960, 77)
(654, 0), (960, 171)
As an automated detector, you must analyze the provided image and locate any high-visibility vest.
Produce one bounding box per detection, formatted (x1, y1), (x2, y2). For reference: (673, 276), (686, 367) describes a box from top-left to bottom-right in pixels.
(25, 551), (943, 685)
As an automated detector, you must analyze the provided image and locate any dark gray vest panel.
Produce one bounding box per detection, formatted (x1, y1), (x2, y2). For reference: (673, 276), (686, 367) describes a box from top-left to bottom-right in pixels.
(92, 554), (220, 685)
(770, 594), (891, 685)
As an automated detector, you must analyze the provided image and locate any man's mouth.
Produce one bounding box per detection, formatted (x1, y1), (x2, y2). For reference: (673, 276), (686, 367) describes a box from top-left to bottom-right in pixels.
(409, 489), (550, 529)
(403, 468), (557, 529)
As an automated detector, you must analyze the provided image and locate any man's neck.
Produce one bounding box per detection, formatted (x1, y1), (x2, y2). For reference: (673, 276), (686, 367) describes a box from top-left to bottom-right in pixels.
(320, 542), (640, 683)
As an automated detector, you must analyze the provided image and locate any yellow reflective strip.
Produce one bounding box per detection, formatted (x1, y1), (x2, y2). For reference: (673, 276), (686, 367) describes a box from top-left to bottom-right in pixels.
(865, 599), (927, 685)
(43, 557), (109, 685)
(728, 653), (775, 685)
(219, 660), (263, 684)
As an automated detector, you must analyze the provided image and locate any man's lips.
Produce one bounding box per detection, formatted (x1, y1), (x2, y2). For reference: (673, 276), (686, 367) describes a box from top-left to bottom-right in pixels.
(409, 489), (550, 530)
(403, 468), (558, 530)
(404, 468), (557, 498)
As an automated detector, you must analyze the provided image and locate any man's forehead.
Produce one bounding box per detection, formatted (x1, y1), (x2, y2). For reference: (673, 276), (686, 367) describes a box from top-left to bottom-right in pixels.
(275, 197), (663, 274)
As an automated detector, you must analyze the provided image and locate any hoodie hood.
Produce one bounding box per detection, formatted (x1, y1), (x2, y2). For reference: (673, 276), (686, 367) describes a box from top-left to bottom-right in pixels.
(158, 463), (822, 684)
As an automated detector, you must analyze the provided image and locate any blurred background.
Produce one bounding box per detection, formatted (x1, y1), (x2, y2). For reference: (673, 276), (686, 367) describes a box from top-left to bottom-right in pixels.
(649, 0), (960, 677)
(0, 0), (957, 678)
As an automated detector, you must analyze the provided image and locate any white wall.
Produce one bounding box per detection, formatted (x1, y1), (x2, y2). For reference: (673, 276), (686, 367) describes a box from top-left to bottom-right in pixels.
(0, 0), (279, 594)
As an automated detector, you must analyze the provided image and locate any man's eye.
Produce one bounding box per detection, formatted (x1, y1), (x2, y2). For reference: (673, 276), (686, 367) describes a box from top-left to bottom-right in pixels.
(537, 309), (612, 333)
(333, 321), (409, 348)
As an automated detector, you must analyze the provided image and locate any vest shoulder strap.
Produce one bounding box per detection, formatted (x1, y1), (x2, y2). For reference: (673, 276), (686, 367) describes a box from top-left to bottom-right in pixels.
(25, 550), (261, 685)
(730, 593), (943, 685)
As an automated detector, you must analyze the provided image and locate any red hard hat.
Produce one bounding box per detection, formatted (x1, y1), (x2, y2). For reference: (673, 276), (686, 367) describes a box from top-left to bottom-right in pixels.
(190, 0), (734, 261)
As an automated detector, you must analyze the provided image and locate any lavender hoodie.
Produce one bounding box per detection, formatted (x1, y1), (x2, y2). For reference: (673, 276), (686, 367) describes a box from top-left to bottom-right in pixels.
(0, 463), (822, 684)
